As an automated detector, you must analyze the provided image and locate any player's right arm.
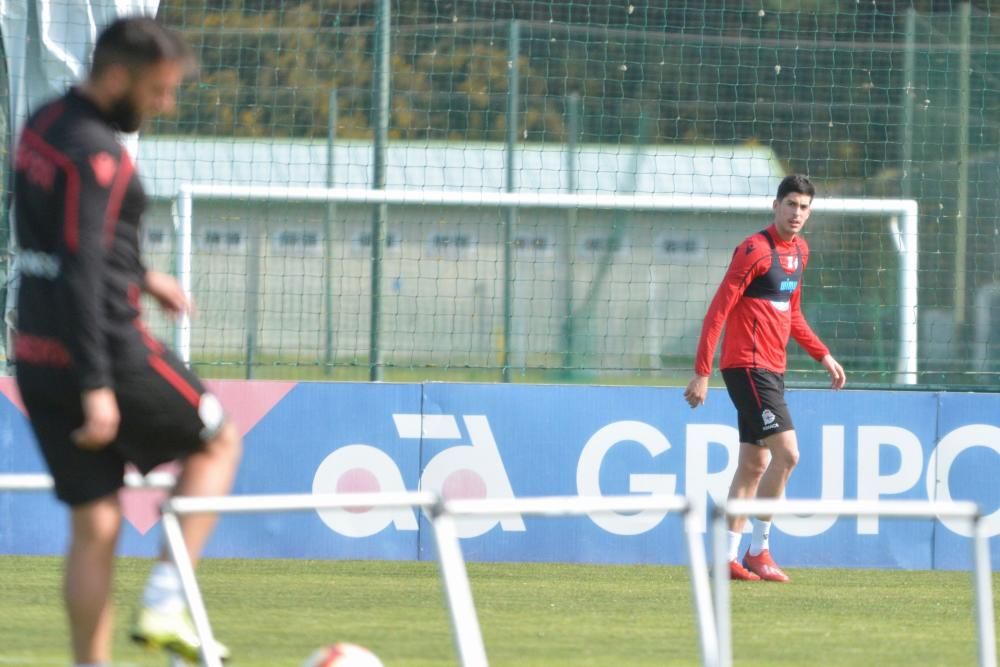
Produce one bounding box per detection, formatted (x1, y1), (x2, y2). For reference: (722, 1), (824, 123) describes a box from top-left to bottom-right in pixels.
(683, 374), (710, 408)
(72, 387), (120, 449)
(685, 237), (768, 408)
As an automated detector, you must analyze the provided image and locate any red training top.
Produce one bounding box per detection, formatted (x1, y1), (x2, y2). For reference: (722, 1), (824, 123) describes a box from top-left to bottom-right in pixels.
(694, 224), (829, 376)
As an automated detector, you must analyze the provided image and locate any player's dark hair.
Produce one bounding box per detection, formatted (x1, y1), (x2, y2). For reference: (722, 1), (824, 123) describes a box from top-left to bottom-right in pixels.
(775, 174), (815, 202)
(91, 16), (193, 77)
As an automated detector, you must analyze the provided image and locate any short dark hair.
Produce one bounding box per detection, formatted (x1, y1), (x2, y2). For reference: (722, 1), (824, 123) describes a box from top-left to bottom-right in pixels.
(775, 174), (815, 202)
(91, 16), (193, 77)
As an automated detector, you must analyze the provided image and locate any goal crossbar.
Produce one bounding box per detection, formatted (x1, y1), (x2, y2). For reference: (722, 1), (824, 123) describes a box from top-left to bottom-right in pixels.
(711, 498), (995, 667)
(173, 185), (919, 384)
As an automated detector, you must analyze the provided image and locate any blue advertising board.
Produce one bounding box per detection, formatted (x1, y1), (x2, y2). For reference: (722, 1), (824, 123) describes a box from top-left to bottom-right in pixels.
(1, 378), (998, 570)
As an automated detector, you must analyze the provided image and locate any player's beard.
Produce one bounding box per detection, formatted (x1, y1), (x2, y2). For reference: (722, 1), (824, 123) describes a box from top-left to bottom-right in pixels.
(107, 92), (143, 133)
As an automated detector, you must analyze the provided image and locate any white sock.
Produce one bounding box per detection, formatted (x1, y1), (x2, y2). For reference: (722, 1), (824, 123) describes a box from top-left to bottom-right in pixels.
(142, 561), (185, 612)
(749, 518), (771, 556)
(727, 530), (742, 562)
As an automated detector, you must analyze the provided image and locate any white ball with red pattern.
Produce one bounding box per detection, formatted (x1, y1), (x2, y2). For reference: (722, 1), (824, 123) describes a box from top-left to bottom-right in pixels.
(301, 643), (384, 667)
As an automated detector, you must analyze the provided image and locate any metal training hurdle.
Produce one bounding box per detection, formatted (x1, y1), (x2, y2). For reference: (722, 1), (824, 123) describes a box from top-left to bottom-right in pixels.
(711, 499), (997, 667)
(442, 495), (718, 667)
(0, 471), (177, 492)
(0, 472), (188, 667)
(4, 476), (991, 667)
(161, 492), (717, 667)
(162, 492), (449, 667)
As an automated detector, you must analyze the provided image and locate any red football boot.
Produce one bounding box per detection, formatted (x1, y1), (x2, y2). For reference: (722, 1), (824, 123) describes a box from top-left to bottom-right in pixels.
(729, 559), (761, 581)
(742, 549), (790, 582)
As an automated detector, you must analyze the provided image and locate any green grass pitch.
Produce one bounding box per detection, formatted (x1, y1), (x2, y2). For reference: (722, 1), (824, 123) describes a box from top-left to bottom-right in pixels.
(0, 555), (993, 666)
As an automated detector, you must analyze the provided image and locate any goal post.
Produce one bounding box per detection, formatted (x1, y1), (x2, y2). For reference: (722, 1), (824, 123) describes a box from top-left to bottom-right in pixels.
(172, 185), (919, 384)
(710, 498), (995, 667)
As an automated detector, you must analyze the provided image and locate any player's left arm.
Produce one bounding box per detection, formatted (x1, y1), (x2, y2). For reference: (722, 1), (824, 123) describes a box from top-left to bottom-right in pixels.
(790, 286), (846, 390)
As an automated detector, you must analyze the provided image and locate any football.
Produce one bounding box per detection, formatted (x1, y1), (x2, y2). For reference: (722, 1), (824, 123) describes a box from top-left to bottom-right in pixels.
(301, 643), (385, 667)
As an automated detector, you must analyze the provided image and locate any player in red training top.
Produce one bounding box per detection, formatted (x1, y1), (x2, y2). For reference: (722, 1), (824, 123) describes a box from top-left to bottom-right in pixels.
(684, 174), (846, 582)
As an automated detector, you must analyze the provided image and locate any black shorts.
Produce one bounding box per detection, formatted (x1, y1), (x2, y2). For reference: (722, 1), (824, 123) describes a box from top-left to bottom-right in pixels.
(16, 328), (225, 507)
(721, 367), (794, 445)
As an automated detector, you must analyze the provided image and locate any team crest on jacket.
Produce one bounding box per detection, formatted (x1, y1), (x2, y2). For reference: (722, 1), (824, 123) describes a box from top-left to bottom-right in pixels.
(89, 152), (117, 188)
(782, 254), (800, 271)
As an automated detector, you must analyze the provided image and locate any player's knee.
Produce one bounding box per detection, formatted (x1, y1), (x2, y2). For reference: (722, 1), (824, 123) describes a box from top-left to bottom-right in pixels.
(206, 421), (242, 467)
(773, 445), (799, 471)
(741, 456), (769, 480)
(71, 497), (121, 547)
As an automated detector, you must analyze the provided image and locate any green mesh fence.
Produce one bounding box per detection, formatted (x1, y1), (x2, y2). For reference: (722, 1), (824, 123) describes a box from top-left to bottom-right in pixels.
(133, 1), (1000, 387)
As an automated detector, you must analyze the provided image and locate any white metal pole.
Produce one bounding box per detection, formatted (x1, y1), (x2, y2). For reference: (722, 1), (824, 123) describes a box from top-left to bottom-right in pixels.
(166, 491), (437, 516)
(0, 473), (54, 490)
(178, 185), (918, 219)
(972, 516), (997, 667)
(725, 498), (977, 519)
(711, 507), (732, 667)
(682, 501), (720, 667)
(442, 494), (688, 517)
(898, 203), (919, 384)
(429, 510), (490, 667)
(160, 509), (223, 667)
(173, 186), (193, 364)
(716, 498), (987, 667)
(0, 472), (176, 490)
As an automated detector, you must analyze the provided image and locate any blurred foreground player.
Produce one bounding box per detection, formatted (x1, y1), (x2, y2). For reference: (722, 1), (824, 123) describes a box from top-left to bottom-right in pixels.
(13, 17), (241, 664)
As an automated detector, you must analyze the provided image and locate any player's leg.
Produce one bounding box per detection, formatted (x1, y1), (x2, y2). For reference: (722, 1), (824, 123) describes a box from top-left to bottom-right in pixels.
(16, 364), (129, 664)
(741, 374), (797, 582)
(133, 422), (241, 662)
(725, 441), (768, 580)
(727, 440), (771, 533)
(720, 369), (771, 579)
(170, 420), (241, 564)
(66, 494), (122, 665)
(113, 337), (241, 660)
(756, 428), (799, 508)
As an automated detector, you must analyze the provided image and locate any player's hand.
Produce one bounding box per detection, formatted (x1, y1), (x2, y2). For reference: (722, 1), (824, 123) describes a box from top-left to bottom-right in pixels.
(72, 388), (120, 449)
(684, 374), (710, 408)
(821, 354), (846, 390)
(144, 270), (194, 319)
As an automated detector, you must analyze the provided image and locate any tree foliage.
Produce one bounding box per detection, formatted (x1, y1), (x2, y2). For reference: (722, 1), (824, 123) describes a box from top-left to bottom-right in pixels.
(152, 1), (1000, 182)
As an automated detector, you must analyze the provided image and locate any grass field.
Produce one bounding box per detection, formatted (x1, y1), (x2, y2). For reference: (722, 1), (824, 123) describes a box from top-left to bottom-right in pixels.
(0, 556), (993, 666)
